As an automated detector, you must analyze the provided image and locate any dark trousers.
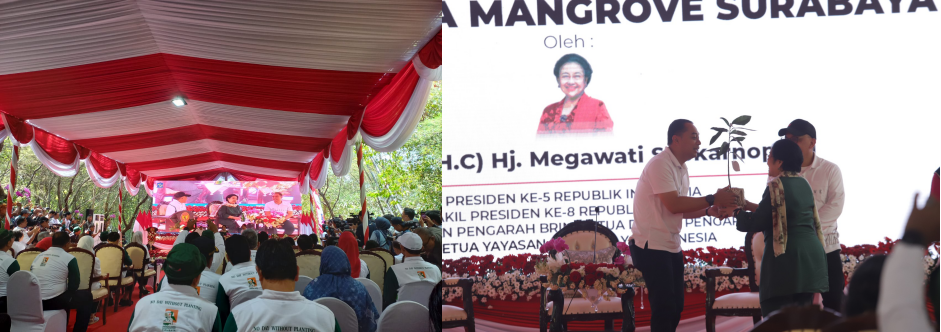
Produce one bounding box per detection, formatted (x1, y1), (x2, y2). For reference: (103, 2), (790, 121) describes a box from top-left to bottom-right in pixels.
(760, 292), (814, 317)
(0, 296), (8, 332)
(42, 290), (92, 332)
(630, 240), (684, 332)
(821, 249), (844, 312)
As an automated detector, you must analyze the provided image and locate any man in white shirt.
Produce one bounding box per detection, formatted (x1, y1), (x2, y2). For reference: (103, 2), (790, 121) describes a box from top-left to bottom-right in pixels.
(382, 232), (442, 309)
(263, 192), (295, 236)
(779, 119), (846, 311)
(165, 191), (191, 231)
(129, 243), (222, 332)
(31, 232), (93, 332)
(215, 235), (262, 323)
(629, 119), (736, 332)
(224, 240), (340, 332)
(225, 228), (258, 273)
(61, 211), (74, 231)
(159, 236), (222, 304)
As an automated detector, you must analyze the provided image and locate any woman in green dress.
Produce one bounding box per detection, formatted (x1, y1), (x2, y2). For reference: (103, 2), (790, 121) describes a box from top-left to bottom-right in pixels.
(734, 139), (829, 317)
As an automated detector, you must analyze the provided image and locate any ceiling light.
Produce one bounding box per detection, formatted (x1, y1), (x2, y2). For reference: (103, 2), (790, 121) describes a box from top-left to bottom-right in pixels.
(171, 97), (186, 107)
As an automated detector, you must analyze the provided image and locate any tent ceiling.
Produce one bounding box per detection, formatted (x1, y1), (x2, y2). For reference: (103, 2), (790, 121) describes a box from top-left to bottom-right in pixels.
(0, 0), (442, 183)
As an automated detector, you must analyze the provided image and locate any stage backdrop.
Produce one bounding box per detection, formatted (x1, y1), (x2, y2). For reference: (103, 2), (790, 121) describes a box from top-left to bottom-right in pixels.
(441, 0), (940, 259)
(152, 180), (305, 232)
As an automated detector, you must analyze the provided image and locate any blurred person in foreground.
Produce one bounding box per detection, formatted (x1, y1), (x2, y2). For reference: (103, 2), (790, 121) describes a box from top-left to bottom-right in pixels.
(877, 168), (939, 332)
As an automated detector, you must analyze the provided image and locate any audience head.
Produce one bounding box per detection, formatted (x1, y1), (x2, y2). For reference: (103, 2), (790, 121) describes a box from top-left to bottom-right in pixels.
(63, 211), (72, 219)
(36, 231), (51, 242)
(258, 232), (269, 244)
(768, 139), (803, 177)
(185, 232), (200, 244)
(309, 233), (319, 246)
(382, 214), (395, 221)
(12, 231), (23, 242)
(425, 211), (441, 226)
(242, 228), (259, 250)
(16, 217), (27, 228)
(51, 232), (70, 248)
(320, 246), (351, 276)
(255, 239), (298, 282)
(224, 235), (251, 265)
(279, 237), (295, 249)
(402, 208), (415, 221)
(338, 232), (362, 278)
(193, 236), (216, 268)
(38, 217), (50, 227)
(666, 119), (699, 161)
(131, 231), (144, 244)
(390, 217), (406, 232)
(164, 243), (205, 286)
(374, 217), (391, 232)
(296, 235), (313, 251)
(843, 255), (887, 317)
(412, 227), (437, 253)
(394, 232), (424, 256)
(107, 231), (121, 244)
(0, 230), (13, 250)
(365, 240), (380, 250)
(77, 235), (95, 252)
(225, 194), (239, 204)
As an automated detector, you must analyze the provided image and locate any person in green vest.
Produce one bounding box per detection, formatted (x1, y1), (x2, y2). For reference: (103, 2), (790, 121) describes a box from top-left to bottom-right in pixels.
(733, 139), (829, 317)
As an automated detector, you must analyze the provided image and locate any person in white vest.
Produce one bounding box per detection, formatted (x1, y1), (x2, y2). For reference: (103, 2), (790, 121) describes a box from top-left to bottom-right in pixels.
(779, 119), (846, 311)
(224, 240), (340, 332)
(128, 243), (222, 332)
(0, 230), (22, 318)
(160, 235), (222, 303)
(382, 232), (442, 309)
(215, 235), (262, 323)
(225, 229), (258, 273)
(31, 232), (93, 332)
(175, 219), (227, 275)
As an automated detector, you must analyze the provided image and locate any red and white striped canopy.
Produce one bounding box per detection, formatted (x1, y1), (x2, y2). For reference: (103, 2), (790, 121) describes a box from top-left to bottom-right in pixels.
(0, 0), (442, 195)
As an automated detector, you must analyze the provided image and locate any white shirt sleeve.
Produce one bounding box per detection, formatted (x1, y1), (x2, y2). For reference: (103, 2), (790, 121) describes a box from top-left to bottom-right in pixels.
(647, 159), (678, 195)
(877, 242), (934, 332)
(817, 164), (845, 223)
(211, 232), (226, 274)
(174, 230), (189, 246)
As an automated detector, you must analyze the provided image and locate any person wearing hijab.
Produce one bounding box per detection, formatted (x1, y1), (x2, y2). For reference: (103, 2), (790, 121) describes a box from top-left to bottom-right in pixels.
(339, 232), (369, 279)
(0, 229), (21, 316)
(130, 231), (152, 295)
(303, 246), (379, 332)
(368, 217), (393, 251)
(77, 235), (103, 324)
(216, 194), (244, 231)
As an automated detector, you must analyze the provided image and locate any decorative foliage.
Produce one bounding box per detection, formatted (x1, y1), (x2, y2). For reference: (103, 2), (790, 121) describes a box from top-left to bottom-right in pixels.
(709, 115), (754, 187)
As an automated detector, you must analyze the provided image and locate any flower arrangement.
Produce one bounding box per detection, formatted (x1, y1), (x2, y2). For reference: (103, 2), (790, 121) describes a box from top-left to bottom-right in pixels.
(13, 187), (31, 203)
(443, 238), (937, 303)
(533, 239), (640, 306)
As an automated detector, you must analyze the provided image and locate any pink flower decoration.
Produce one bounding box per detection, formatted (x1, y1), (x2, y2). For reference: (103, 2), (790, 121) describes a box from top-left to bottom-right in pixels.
(616, 242), (630, 255)
(613, 256), (625, 266)
(552, 238), (569, 252)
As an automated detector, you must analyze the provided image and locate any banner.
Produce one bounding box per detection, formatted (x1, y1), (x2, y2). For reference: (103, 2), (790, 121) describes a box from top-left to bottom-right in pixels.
(153, 181), (304, 234)
(441, 0), (940, 259)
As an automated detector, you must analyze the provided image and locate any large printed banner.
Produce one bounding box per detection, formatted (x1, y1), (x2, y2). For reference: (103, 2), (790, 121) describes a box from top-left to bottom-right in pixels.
(441, 0), (940, 259)
(152, 181), (304, 232)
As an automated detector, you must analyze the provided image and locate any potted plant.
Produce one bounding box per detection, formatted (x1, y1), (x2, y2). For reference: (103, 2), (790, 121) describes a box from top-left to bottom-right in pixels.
(708, 115), (754, 207)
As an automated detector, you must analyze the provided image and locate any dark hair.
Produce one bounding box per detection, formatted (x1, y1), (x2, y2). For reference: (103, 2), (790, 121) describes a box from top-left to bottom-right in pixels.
(225, 194), (239, 201)
(844, 255), (887, 317)
(390, 217), (403, 226)
(770, 139), (803, 173)
(107, 232), (121, 243)
(279, 237), (295, 249)
(258, 232), (269, 244)
(324, 238), (338, 247)
(667, 119), (693, 145)
(402, 208), (415, 219)
(553, 53), (593, 85)
(296, 235), (314, 251)
(426, 211), (442, 225)
(255, 240), (298, 280)
(16, 218), (26, 225)
(224, 235), (251, 265)
(63, 211), (72, 216)
(185, 232), (200, 244)
(13, 231), (24, 241)
(382, 214), (395, 221)
(365, 240), (380, 250)
(242, 228), (259, 249)
(309, 233), (319, 245)
(51, 232), (70, 246)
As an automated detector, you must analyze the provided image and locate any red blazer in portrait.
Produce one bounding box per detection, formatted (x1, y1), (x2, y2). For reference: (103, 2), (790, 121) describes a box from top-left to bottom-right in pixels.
(537, 94), (614, 135)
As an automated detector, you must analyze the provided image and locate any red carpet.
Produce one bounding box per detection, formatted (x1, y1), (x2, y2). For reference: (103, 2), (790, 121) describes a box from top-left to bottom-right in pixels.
(67, 284), (154, 332)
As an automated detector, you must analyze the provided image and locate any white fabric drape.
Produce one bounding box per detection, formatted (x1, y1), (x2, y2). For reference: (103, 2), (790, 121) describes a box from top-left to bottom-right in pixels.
(28, 139), (81, 177)
(361, 76), (434, 152)
(310, 156), (330, 190)
(331, 135), (357, 177)
(144, 179), (155, 197)
(413, 56), (442, 82)
(85, 158), (120, 188)
(123, 176), (141, 196)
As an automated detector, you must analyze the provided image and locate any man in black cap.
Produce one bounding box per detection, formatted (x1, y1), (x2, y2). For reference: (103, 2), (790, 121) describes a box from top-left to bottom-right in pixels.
(779, 119), (846, 312)
(128, 243), (222, 332)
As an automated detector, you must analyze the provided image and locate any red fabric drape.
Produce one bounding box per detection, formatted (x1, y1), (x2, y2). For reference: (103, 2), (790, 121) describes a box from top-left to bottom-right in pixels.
(146, 177), (156, 191)
(117, 162), (128, 178)
(73, 124), (331, 154)
(33, 129), (78, 164)
(126, 167), (142, 187)
(418, 29), (442, 69)
(127, 152), (307, 172)
(309, 153), (326, 182)
(330, 128), (348, 163)
(359, 64), (421, 137)
(87, 151), (119, 178)
(75, 144), (91, 160)
(2, 114), (34, 144)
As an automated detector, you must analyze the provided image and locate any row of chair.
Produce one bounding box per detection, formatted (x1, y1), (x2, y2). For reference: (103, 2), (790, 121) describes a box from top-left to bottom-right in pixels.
(294, 248), (391, 293)
(13, 242), (157, 326)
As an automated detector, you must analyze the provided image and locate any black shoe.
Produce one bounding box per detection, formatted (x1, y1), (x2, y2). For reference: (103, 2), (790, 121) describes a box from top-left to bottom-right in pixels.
(107, 298), (114, 306)
(140, 289), (150, 296)
(119, 299), (133, 306)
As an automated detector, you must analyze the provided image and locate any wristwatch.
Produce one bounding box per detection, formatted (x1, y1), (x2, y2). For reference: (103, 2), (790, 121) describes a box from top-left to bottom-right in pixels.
(704, 194), (715, 206)
(704, 207), (712, 217)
